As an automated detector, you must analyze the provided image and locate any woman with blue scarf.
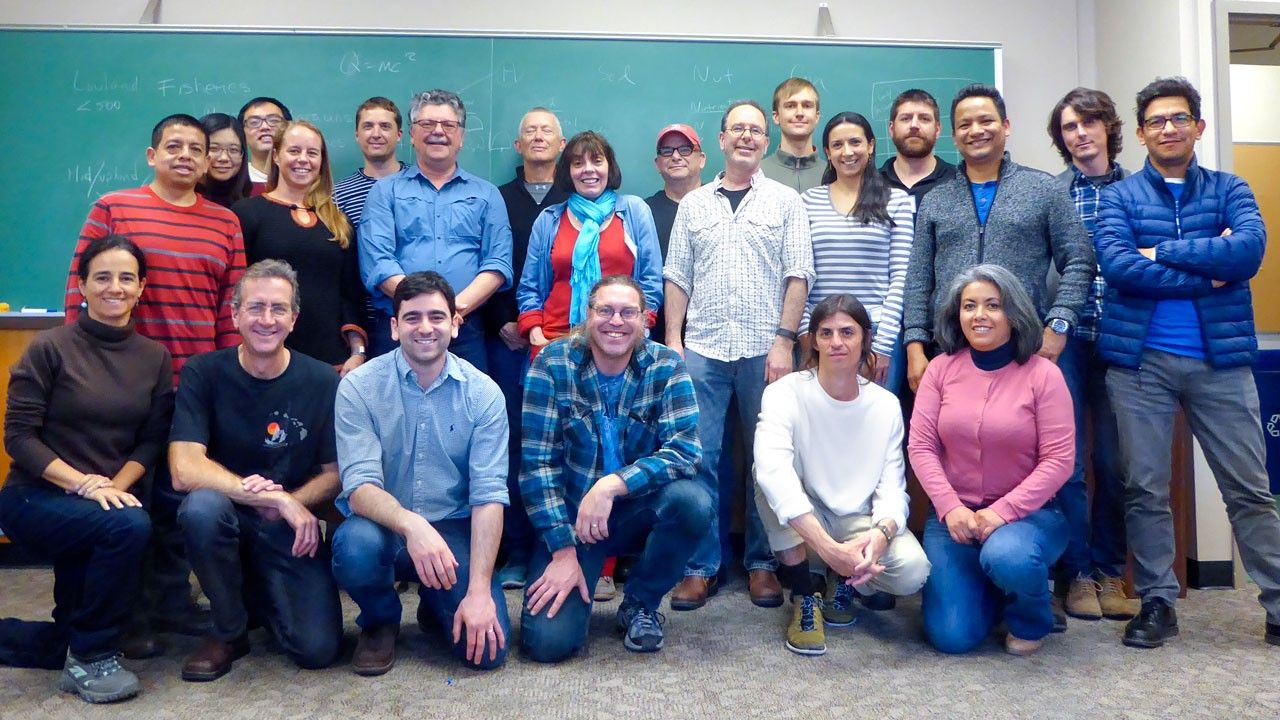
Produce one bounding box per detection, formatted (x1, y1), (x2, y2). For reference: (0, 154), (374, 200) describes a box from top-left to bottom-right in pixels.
(517, 131), (663, 360)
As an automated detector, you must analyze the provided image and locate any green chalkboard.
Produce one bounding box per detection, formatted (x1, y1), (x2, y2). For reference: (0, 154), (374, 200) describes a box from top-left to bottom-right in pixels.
(0, 27), (996, 309)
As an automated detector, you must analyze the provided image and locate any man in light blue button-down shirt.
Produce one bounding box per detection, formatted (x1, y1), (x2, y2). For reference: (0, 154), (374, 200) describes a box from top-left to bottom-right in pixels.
(358, 89), (514, 368)
(331, 271), (510, 676)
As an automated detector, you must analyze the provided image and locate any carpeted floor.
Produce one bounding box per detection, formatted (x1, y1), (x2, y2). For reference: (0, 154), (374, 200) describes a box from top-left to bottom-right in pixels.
(1, 567), (1276, 720)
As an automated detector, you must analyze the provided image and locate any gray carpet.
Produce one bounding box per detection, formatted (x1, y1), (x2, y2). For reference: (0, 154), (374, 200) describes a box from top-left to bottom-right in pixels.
(1, 567), (1276, 720)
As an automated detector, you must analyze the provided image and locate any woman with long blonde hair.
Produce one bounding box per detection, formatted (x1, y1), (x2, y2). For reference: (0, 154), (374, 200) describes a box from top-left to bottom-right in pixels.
(233, 120), (368, 374)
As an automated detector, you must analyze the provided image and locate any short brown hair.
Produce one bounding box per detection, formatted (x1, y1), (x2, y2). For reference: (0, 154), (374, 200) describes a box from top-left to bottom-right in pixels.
(355, 96), (402, 130)
(554, 131), (623, 193)
(772, 77), (819, 113)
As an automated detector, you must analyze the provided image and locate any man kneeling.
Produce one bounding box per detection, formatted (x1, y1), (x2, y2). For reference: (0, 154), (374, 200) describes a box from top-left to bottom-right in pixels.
(520, 275), (710, 660)
(754, 294), (931, 656)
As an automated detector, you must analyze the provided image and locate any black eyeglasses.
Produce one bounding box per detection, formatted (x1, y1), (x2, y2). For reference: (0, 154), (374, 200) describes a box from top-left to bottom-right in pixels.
(1142, 112), (1194, 131)
(657, 144), (696, 158)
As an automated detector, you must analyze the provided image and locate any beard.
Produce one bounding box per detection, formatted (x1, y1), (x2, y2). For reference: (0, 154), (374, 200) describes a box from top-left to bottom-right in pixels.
(893, 134), (936, 159)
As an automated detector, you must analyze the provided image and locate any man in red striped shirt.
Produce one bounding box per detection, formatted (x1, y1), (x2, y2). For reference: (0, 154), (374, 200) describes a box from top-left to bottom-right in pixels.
(63, 114), (247, 657)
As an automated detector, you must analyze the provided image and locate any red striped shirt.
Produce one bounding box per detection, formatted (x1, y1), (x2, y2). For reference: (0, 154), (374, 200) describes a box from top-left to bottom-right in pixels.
(65, 186), (246, 383)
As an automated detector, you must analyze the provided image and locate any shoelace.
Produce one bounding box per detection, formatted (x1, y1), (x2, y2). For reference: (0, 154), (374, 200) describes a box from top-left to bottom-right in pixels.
(832, 580), (855, 611)
(1098, 576), (1125, 596)
(631, 607), (666, 634)
(89, 654), (124, 677)
(1074, 575), (1104, 595)
(799, 595), (821, 631)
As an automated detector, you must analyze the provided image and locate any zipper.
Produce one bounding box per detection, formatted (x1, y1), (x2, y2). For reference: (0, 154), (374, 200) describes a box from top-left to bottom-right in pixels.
(969, 169), (1001, 262)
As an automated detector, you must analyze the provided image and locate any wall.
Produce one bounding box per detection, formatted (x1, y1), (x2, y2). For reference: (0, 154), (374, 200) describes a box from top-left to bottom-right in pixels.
(0, 0), (1082, 172)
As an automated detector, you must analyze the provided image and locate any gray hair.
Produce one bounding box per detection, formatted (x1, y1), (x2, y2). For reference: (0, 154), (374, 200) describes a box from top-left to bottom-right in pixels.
(935, 263), (1042, 363)
(410, 89), (466, 128)
(232, 259), (301, 314)
(517, 106), (562, 138)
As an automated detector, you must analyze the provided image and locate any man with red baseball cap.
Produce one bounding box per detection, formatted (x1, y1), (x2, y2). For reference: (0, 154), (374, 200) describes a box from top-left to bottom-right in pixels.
(645, 123), (706, 346)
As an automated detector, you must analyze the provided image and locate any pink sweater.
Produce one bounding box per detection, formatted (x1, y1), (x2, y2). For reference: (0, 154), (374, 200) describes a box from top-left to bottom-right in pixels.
(907, 350), (1074, 523)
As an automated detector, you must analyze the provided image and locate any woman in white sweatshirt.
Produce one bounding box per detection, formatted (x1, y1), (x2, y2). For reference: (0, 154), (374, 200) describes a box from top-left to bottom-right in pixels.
(753, 293), (930, 656)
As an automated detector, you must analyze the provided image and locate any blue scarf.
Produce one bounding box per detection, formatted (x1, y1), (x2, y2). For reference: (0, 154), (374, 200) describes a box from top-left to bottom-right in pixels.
(567, 189), (618, 325)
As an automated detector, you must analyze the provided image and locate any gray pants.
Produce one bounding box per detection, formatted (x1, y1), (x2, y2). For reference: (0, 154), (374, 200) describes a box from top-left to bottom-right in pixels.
(1108, 349), (1280, 620)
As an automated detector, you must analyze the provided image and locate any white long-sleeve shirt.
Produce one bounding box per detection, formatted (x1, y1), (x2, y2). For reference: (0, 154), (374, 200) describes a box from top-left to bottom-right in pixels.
(754, 370), (909, 533)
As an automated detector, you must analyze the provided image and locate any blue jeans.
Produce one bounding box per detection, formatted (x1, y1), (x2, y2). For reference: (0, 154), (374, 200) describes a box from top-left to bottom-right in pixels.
(921, 507), (1068, 653)
(1055, 336), (1127, 578)
(520, 480), (712, 662)
(370, 309), (487, 373)
(682, 349), (776, 577)
(178, 490), (342, 668)
(0, 483), (150, 665)
(871, 322), (905, 397)
(331, 515), (509, 670)
(486, 335), (534, 567)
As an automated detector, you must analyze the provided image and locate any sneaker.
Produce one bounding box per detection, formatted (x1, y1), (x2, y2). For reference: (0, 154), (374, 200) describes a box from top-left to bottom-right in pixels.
(594, 575), (618, 602)
(59, 652), (139, 704)
(1123, 598), (1179, 649)
(1098, 576), (1140, 620)
(1065, 574), (1103, 620)
(616, 597), (665, 653)
(1050, 596), (1068, 633)
(497, 563), (528, 590)
(785, 594), (826, 656)
(1266, 621), (1280, 647)
(823, 576), (858, 627)
(859, 591), (897, 611)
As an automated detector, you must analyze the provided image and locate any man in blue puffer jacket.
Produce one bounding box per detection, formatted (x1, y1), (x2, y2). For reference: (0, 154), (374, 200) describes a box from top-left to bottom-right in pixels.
(1095, 76), (1280, 651)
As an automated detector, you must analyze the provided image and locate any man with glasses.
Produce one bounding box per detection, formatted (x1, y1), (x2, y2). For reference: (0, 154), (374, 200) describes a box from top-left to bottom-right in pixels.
(236, 96), (292, 192)
(762, 77), (824, 192)
(1095, 76), (1280, 650)
(645, 123), (705, 345)
(519, 275), (709, 660)
(664, 99), (814, 610)
(358, 89), (513, 367)
(490, 107), (569, 589)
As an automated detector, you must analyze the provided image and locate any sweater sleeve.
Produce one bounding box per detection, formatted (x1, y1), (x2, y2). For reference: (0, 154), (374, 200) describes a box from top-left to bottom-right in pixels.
(1045, 183), (1095, 326)
(906, 356), (964, 521)
(901, 198), (938, 345)
(125, 347), (175, 471)
(2, 335), (63, 479)
(988, 362), (1075, 522)
(753, 377), (814, 525)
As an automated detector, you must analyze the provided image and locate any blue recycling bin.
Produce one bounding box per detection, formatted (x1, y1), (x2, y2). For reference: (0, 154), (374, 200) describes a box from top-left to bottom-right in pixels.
(1252, 349), (1280, 495)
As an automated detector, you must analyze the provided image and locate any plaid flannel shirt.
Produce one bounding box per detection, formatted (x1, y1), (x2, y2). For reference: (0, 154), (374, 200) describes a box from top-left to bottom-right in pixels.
(520, 335), (701, 552)
(1068, 164), (1127, 341)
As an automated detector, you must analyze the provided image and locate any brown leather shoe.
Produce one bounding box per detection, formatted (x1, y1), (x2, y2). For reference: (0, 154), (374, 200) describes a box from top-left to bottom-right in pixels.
(670, 575), (718, 611)
(181, 636), (250, 682)
(121, 631), (164, 660)
(749, 570), (784, 608)
(352, 625), (399, 676)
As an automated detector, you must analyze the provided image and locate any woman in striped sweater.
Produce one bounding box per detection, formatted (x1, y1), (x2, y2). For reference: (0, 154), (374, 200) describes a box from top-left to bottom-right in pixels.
(800, 112), (914, 394)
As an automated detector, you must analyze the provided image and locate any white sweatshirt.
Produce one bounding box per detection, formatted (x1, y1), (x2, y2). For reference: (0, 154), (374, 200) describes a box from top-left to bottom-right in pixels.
(754, 370), (909, 533)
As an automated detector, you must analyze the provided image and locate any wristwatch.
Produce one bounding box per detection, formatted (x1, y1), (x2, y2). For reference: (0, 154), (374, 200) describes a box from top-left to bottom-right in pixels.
(775, 327), (799, 342)
(874, 522), (893, 544)
(1048, 318), (1071, 335)
(352, 345), (367, 357)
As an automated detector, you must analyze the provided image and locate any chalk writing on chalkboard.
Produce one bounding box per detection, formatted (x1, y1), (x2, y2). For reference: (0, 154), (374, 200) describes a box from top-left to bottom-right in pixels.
(694, 66), (734, 85)
(72, 71), (139, 93)
(156, 77), (252, 98)
(597, 65), (637, 86)
(338, 51), (419, 77)
(67, 162), (142, 199)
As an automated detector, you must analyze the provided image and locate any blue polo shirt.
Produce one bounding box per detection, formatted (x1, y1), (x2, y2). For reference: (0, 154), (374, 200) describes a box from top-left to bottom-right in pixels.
(357, 163), (514, 315)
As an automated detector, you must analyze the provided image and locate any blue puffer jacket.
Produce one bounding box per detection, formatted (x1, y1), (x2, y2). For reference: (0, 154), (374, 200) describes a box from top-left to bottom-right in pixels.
(1094, 156), (1266, 369)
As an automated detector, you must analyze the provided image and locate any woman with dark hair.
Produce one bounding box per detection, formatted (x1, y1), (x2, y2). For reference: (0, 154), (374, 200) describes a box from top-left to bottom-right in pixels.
(197, 113), (252, 209)
(0, 235), (171, 703)
(908, 264), (1074, 656)
(800, 112), (914, 393)
(232, 120), (367, 374)
(517, 130), (663, 359)
(754, 293), (929, 656)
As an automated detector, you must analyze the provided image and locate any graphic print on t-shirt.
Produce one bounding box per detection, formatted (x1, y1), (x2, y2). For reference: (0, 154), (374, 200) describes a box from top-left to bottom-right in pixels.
(263, 410), (310, 449)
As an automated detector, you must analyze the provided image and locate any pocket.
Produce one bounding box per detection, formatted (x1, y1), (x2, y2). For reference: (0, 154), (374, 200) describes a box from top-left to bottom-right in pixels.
(449, 197), (484, 242)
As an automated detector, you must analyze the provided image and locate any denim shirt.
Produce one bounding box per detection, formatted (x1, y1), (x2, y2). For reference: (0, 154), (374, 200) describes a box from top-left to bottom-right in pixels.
(515, 194), (664, 321)
(358, 164), (514, 315)
(335, 349), (510, 522)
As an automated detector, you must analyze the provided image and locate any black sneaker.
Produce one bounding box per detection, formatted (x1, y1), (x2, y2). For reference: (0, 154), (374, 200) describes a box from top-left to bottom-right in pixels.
(1266, 621), (1280, 646)
(616, 597), (665, 653)
(1123, 598), (1179, 649)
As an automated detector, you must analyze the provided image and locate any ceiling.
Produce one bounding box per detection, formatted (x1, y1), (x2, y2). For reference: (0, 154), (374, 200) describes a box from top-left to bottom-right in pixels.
(1231, 13), (1280, 66)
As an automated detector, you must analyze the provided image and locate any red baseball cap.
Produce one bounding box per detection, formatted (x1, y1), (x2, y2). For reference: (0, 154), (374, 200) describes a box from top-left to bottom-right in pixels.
(655, 123), (701, 150)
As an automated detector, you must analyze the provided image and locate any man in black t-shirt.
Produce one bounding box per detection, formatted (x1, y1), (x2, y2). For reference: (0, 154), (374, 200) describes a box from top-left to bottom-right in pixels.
(169, 259), (343, 682)
(644, 123), (704, 346)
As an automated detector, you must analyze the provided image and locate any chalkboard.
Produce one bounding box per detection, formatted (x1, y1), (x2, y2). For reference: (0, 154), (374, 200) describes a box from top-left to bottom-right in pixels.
(0, 27), (997, 309)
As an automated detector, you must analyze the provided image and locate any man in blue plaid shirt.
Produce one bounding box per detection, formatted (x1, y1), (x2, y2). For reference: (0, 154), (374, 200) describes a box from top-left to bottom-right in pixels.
(519, 275), (710, 660)
(1046, 87), (1137, 623)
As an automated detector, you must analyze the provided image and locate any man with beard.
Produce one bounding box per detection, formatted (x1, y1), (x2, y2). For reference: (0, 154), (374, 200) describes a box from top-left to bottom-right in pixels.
(879, 89), (956, 211)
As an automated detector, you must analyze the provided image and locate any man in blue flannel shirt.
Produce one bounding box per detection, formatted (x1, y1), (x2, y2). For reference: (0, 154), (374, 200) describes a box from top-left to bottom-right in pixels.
(519, 275), (710, 660)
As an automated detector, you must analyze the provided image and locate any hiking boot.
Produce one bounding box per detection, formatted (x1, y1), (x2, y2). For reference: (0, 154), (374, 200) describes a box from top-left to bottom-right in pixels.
(352, 625), (399, 676)
(670, 575), (718, 611)
(594, 575), (618, 602)
(823, 576), (858, 627)
(181, 636), (250, 682)
(1123, 598), (1178, 649)
(1098, 576), (1140, 619)
(616, 597), (665, 653)
(785, 594), (826, 656)
(1066, 574), (1103, 620)
(59, 652), (139, 704)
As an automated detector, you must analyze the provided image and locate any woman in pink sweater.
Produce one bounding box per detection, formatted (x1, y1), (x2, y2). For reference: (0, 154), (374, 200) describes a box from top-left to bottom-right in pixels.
(908, 264), (1075, 656)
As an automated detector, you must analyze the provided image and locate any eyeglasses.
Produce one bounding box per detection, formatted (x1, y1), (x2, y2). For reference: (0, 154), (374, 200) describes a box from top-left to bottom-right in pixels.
(244, 115), (284, 131)
(240, 302), (292, 319)
(592, 305), (642, 321)
(657, 144), (696, 157)
(727, 124), (766, 139)
(1142, 112), (1194, 131)
(414, 119), (462, 132)
(208, 144), (244, 159)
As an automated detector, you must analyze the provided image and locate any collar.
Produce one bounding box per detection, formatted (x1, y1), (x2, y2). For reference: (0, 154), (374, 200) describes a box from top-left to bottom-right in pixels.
(956, 152), (1013, 184)
(880, 155), (954, 184)
(76, 310), (135, 344)
(406, 162), (470, 189)
(1141, 154), (1200, 193)
(772, 147), (820, 169)
(1069, 162), (1126, 186)
(358, 162), (407, 181)
(564, 334), (656, 377)
(393, 347), (467, 393)
(712, 168), (765, 190)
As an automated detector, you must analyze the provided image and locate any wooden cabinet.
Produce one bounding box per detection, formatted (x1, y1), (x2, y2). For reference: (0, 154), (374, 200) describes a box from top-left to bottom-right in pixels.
(0, 313), (65, 543)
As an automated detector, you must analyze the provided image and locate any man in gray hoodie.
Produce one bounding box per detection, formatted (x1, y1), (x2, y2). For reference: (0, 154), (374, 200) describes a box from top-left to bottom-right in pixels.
(902, 84), (1094, 391)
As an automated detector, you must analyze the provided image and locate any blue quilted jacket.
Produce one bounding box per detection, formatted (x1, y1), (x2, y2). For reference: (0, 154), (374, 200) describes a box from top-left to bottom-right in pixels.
(1094, 156), (1266, 369)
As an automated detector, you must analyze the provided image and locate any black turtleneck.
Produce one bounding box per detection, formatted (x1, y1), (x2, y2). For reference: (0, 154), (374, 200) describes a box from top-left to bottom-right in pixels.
(970, 340), (1016, 371)
(2, 312), (173, 490)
